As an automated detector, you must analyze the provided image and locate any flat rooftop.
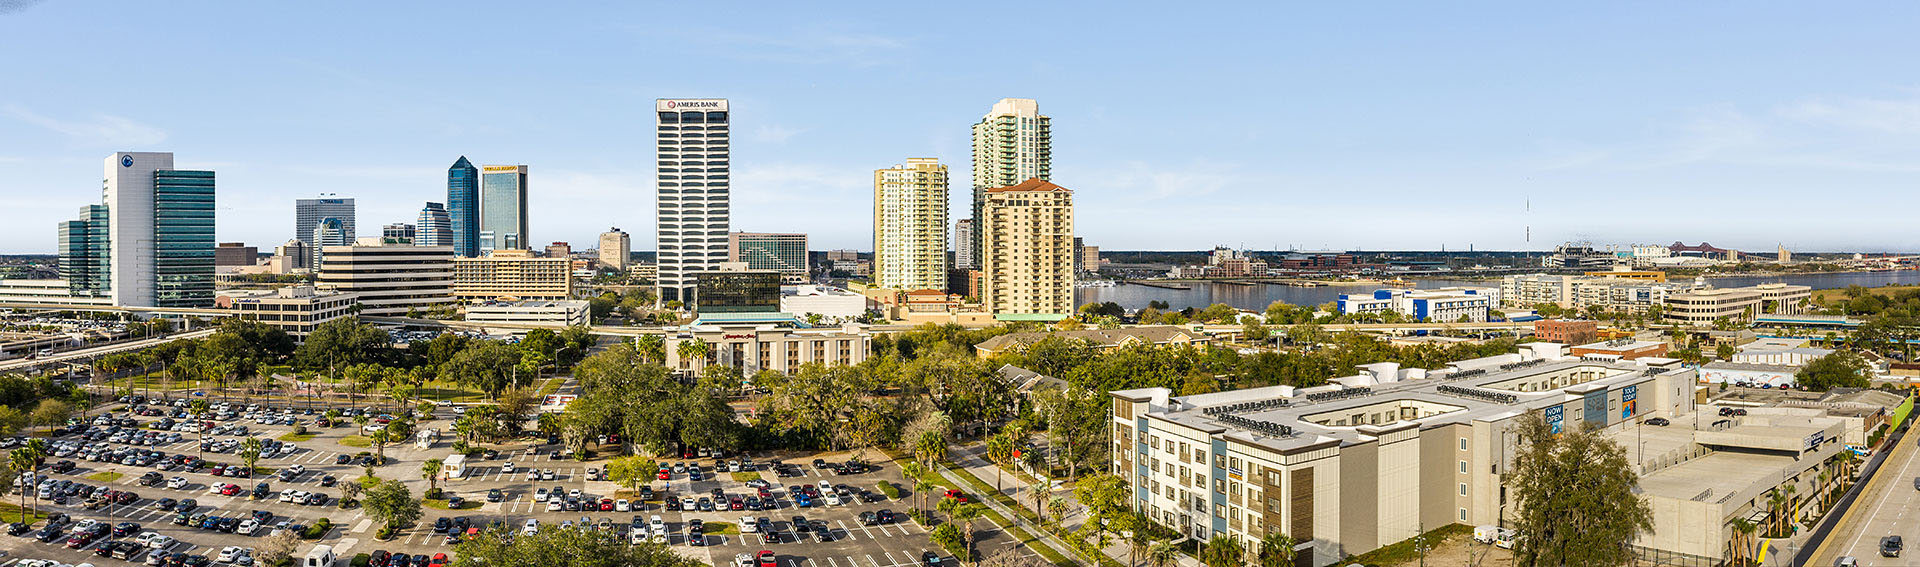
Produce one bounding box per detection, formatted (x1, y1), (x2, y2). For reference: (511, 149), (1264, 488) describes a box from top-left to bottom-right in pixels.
(1636, 450), (1792, 504)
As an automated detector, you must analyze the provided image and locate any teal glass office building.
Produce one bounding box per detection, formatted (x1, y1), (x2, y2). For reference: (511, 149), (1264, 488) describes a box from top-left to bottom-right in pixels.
(152, 170), (216, 307)
(58, 204), (110, 296)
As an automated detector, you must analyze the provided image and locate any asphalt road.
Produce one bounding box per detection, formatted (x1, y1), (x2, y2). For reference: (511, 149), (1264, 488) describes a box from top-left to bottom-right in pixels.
(1819, 432), (1920, 566)
(0, 399), (1021, 567)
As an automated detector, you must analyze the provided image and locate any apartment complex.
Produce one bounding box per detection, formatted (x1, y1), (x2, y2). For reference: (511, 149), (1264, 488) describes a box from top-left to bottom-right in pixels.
(980, 179), (1075, 316)
(728, 232), (807, 283)
(1112, 344), (1846, 564)
(655, 98), (732, 304)
(216, 286), (358, 338)
(478, 164), (529, 252)
(969, 98), (1050, 263)
(953, 219), (977, 270)
(1664, 283), (1811, 325)
(1532, 319), (1599, 345)
(451, 248), (573, 300)
(873, 158), (949, 291)
(664, 323), (871, 376)
(1501, 273), (1698, 312)
(315, 242), (454, 316)
(1336, 288), (1498, 323)
(598, 227), (631, 271)
(447, 157), (480, 257)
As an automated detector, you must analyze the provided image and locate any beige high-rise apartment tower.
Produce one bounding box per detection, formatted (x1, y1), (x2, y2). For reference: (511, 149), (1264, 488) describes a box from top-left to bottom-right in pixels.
(598, 228), (630, 271)
(981, 178), (1074, 315)
(873, 158), (949, 291)
(969, 98), (1050, 264)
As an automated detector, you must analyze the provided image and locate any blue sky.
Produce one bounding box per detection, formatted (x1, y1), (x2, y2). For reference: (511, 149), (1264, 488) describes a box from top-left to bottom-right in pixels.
(3, 1), (1919, 254)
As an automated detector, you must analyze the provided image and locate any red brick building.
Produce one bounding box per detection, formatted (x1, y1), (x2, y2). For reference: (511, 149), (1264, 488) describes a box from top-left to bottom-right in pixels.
(1533, 319), (1599, 345)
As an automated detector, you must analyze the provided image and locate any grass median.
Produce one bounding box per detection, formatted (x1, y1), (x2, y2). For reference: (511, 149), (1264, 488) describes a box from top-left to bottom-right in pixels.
(278, 432), (317, 442)
(0, 502), (48, 525)
(85, 471), (124, 483)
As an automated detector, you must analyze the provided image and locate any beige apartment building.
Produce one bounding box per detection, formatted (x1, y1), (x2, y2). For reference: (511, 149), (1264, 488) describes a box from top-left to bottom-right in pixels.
(598, 228), (630, 271)
(873, 158), (949, 291)
(663, 323), (871, 376)
(980, 179), (1075, 316)
(1663, 283), (1810, 326)
(1113, 343), (1851, 565)
(315, 242), (454, 317)
(452, 248), (574, 300)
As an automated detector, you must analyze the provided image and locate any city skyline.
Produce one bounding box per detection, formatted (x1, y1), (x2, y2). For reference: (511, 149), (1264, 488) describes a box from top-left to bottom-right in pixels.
(6, 3), (1920, 253)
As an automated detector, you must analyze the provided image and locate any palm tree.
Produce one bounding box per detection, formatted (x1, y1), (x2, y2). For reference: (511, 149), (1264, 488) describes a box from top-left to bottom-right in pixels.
(1028, 475), (1051, 525)
(633, 335), (666, 364)
(1047, 497), (1070, 531)
(914, 477), (938, 516)
(901, 462), (927, 511)
(1146, 542), (1180, 567)
(675, 338), (711, 375)
(1199, 535), (1244, 567)
(239, 437), (264, 478)
(986, 432), (1014, 494)
(10, 448), (40, 521)
(915, 430), (949, 466)
(421, 459), (443, 494)
(1728, 518), (1758, 566)
(1256, 532), (1296, 567)
(372, 429), (391, 464)
(953, 503), (984, 562)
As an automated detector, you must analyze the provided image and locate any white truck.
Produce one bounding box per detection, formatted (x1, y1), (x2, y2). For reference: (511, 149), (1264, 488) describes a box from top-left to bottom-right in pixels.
(1473, 525), (1516, 549)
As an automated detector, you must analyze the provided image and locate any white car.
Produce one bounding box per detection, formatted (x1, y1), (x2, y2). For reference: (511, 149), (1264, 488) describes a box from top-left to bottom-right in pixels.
(521, 519), (540, 535)
(502, 462), (515, 474)
(615, 499), (631, 512)
(133, 532), (162, 547)
(216, 546), (250, 563)
(525, 470), (539, 481)
(542, 470), (556, 481)
(534, 488), (549, 502)
(236, 519), (260, 535)
(147, 534), (176, 550)
(825, 492), (843, 506)
(739, 516), (758, 533)
(167, 477), (189, 489)
(649, 515), (665, 535)
(735, 554), (754, 567)
(285, 465), (305, 476)
(279, 489), (298, 502)
(568, 489), (582, 500)
(546, 500), (562, 512)
(209, 483), (228, 495)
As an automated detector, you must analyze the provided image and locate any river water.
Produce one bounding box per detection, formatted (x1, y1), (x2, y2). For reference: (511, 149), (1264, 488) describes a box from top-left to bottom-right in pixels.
(1075, 270), (1920, 312)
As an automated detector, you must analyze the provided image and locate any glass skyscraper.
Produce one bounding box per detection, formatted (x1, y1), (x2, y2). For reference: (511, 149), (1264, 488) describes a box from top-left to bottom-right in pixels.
(294, 195), (354, 247)
(656, 98), (731, 304)
(58, 204), (110, 296)
(479, 164), (528, 252)
(152, 169), (216, 307)
(417, 202), (453, 247)
(447, 156), (479, 257)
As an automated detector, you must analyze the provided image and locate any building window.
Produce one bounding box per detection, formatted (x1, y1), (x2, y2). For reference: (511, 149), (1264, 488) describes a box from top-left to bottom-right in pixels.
(1459, 483), (1467, 496)
(1459, 508), (1468, 521)
(1459, 438), (1468, 451)
(1459, 460), (1468, 474)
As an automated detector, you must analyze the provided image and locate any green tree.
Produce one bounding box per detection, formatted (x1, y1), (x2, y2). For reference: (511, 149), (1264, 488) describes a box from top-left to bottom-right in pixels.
(10, 447), (41, 521)
(0, 406), (25, 438)
(363, 479), (423, 536)
(1198, 535), (1244, 567)
(1796, 350), (1872, 391)
(953, 503), (985, 561)
(421, 459), (444, 494)
(29, 399), (72, 434)
(1509, 413), (1652, 567)
(1241, 316), (1271, 342)
(450, 521), (699, 567)
(239, 437), (264, 477)
(1256, 532), (1296, 567)
(1716, 343), (1736, 361)
(439, 341), (526, 399)
(605, 455), (656, 495)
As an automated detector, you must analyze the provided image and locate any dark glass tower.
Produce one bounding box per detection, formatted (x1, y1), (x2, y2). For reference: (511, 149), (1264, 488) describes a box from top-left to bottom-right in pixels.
(58, 204), (110, 296)
(152, 169), (216, 307)
(447, 156), (480, 258)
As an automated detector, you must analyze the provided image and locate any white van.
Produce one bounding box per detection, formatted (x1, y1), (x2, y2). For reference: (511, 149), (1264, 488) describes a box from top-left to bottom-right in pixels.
(304, 544), (336, 567)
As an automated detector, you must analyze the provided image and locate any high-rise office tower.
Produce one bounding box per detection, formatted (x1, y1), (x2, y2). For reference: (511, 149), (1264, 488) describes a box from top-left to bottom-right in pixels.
(952, 219), (976, 270)
(655, 98), (730, 304)
(58, 204), (110, 296)
(105, 152), (216, 308)
(417, 202), (453, 247)
(728, 232), (807, 284)
(980, 179), (1074, 315)
(598, 227), (630, 271)
(447, 157), (480, 257)
(311, 218), (348, 268)
(970, 98), (1050, 264)
(478, 164), (529, 252)
(383, 223), (416, 242)
(873, 158), (948, 291)
(294, 195), (355, 248)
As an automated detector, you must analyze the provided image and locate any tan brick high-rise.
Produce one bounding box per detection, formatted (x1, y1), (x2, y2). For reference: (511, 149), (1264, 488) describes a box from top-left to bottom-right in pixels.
(873, 158), (949, 291)
(981, 179), (1074, 316)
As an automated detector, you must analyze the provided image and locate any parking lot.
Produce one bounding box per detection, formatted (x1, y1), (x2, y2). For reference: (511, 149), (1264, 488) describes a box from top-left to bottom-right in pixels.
(1, 394), (1037, 567)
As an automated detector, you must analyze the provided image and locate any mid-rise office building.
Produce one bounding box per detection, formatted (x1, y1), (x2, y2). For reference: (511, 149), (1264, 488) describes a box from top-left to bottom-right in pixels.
(970, 98), (1050, 262)
(447, 157), (480, 257)
(416, 202), (453, 247)
(382, 223), (416, 242)
(217, 286), (358, 338)
(980, 178), (1074, 316)
(544, 241), (571, 258)
(57, 204), (109, 296)
(315, 241), (454, 316)
(214, 243), (257, 268)
(656, 98), (731, 304)
(106, 152), (216, 308)
(451, 248), (573, 300)
(728, 232), (807, 284)
(873, 158), (948, 291)
(694, 270), (782, 314)
(294, 195), (354, 248)
(1664, 284), (1811, 326)
(598, 227), (631, 271)
(466, 299), (591, 327)
(1081, 243), (1102, 273)
(1336, 288), (1498, 323)
(311, 218), (348, 269)
(479, 164), (529, 252)
(274, 239), (311, 272)
(665, 323), (871, 376)
(952, 219), (976, 270)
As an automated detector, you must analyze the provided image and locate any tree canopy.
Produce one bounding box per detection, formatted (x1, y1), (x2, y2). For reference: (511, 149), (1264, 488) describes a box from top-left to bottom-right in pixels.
(1508, 413), (1652, 567)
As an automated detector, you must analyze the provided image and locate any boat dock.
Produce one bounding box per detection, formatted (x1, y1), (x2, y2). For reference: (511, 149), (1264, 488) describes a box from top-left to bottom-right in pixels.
(1127, 280), (1193, 290)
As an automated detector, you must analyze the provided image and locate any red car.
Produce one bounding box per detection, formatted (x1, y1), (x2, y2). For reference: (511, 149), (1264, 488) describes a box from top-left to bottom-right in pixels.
(757, 550), (776, 567)
(210, 465), (226, 476)
(729, 497), (744, 511)
(220, 484), (241, 496)
(599, 498), (615, 511)
(427, 554), (448, 567)
(943, 489), (968, 503)
(657, 469), (671, 480)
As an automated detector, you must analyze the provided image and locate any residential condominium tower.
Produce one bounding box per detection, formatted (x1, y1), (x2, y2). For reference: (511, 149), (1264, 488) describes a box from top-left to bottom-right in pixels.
(598, 227), (631, 271)
(105, 152), (216, 308)
(873, 158), (949, 291)
(294, 195), (354, 248)
(980, 179), (1074, 315)
(970, 98), (1050, 263)
(416, 202), (453, 247)
(655, 98), (731, 304)
(446, 157), (480, 257)
(479, 164), (529, 252)
(952, 218), (976, 270)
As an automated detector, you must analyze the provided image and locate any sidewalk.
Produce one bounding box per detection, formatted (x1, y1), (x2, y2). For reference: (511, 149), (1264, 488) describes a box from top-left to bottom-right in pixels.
(945, 444), (1203, 567)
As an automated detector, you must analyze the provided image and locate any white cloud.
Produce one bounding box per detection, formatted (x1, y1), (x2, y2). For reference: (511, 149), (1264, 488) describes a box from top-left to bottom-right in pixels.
(3, 104), (166, 146)
(1071, 160), (1240, 202)
(752, 125), (803, 144)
